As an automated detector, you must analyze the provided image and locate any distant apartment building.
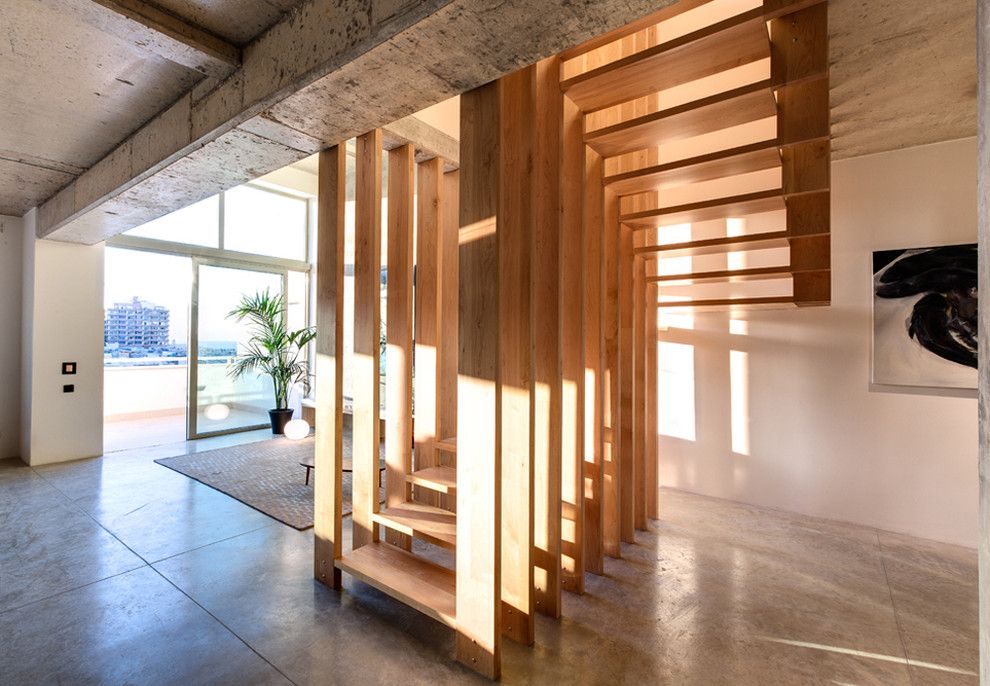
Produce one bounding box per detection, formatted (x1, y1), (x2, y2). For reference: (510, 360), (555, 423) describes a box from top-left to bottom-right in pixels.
(104, 297), (170, 349)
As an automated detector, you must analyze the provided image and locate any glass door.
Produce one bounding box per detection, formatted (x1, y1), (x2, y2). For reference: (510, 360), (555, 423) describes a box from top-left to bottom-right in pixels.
(190, 260), (286, 438)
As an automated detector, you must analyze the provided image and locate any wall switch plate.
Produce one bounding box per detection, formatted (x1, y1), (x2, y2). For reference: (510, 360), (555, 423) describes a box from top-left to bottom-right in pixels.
(63, 384), (75, 393)
(62, 362), (77, 375)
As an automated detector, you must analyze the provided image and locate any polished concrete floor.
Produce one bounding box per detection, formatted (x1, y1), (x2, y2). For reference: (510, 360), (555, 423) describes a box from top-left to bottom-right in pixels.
(0, 435), (978, 685)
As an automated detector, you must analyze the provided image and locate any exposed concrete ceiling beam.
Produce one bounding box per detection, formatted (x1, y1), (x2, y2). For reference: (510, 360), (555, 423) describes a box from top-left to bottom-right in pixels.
(37, 0), (679, 244)
(382, 116), (459, 172)
(57, 0), (240, 79)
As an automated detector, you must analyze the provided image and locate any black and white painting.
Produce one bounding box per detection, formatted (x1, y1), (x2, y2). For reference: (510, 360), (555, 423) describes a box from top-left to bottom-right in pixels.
(872, 244), (977, 389)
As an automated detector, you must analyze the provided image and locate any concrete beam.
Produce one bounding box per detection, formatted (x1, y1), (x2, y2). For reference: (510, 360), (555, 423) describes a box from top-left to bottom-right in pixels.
(382, 115), (459, 171)
(39, 0), (679, 243)
(57, 0), (240, 78)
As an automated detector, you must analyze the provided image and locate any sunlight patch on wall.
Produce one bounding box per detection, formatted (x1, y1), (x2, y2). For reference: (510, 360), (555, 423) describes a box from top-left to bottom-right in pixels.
(658, 341), (696, 441)
(730, 350), (750, 456)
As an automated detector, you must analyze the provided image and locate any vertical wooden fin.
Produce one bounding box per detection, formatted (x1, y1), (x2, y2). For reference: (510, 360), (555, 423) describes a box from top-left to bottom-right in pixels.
(632, 235), (647, 531)
(602, 186), (622, 558)
(583, 146), (606, 574)
(618, 219), (635, 544)
(645, 228), (659, 520)
(561, 93), (586, 593)
(499, 65), (536, 646)
(352, 129), (383, 550)
(386, 144), (415, 549)
(415, 157), (444, 506)
(456, 82), (502, 680)
(438, 170), (460, 468)
(314, 145), (346, 589)
(533, 56), (563, 619)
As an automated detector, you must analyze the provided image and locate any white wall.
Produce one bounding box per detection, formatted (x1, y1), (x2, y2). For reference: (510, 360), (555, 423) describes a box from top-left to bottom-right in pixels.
(0, 215), (22, 458)
(21, 212), (105, 465)
(659, 137), (979, 548)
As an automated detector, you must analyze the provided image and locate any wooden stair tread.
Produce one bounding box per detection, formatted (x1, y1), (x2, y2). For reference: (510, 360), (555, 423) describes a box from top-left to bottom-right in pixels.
(374, 501), (457, 549)
(561, 10), (771, 112)
(406, 466), (457, 495)
(604, 139), (783, 196)
(636, 230), (792, 257)
(336, 542), (456, 627)
(658, 296), (798, 310)
(585, 80), (777, 158)
(623, 189), (786, 228)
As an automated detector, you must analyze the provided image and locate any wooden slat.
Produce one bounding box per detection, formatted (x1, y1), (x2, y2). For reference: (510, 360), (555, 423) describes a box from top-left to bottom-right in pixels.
(622, 188), (786, 228)
(633, 243), (647, 532)
(414, 157), (444, 507)
(336, 542), (456, 628)
(560, 94), (585, 594)
(385, 144), (415, 549)
(314, 145), (345, 589)
(604, 139), (783, 196)
(374, 501), (457, 549)
(435, 437), (457, 454)
(769, 3), (828, 87)
(585, 80), (777, 158)
(644, 228), (659, 521)
(618, 222), (635, 544)
(352, 130), (383, 550)
(532, 57), (562, 620)
(561, 10), (770, 113)
(406, 466), (457, 495)
(635, 230), (794, 257)
(602, 186), (622, 559)
(439, 170), (460, 467)
(498, 66), (535, 646)
(583, 145), (605, 575)
(456, 81), (501, 680)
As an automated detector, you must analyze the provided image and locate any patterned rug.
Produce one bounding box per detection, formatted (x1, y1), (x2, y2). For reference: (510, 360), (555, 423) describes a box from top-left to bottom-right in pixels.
(155, 435), (383, 530)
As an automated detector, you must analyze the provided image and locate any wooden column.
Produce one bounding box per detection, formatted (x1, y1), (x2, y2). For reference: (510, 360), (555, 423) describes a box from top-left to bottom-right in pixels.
(456, 81), (502, 679)
(385, 143), (414, 548)
(352, 129), (383, 550)
(499, 66), (535, 646)
(314, 145), (345, 588)
(583, 146), (605, 574)
(438, 170), (459, 463)
(618, 219), (635, 544)
(533, 56), (562, 618)
(415, 157), (444, 506)
(602, 186), (622, 558)
(560, 93), (585, 593)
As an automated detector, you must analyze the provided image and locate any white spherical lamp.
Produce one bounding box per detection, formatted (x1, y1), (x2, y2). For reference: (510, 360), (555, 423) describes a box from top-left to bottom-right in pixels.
(204, 403), (230, 421)
(284, 418), (311, 440)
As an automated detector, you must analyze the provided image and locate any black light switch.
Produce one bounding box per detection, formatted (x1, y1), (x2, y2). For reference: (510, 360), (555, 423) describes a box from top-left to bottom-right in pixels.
(62, 362), (77, 375)
(63, 384), (75, 393)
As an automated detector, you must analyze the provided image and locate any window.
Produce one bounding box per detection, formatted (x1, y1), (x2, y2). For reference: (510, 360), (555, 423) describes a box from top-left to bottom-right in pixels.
(223, 185), (308, 261)
(125, 195), (220, 248)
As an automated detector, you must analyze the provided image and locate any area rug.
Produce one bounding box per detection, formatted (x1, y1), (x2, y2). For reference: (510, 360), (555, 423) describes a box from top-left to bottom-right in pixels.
(155, 435), (382, 530)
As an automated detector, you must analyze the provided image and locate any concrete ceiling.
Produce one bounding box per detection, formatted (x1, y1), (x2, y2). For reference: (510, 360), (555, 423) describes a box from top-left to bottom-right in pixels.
(0, 0), (977, 233)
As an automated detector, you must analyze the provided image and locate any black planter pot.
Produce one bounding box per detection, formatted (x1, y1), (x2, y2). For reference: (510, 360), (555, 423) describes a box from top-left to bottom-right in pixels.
(269, 408), (294, 435)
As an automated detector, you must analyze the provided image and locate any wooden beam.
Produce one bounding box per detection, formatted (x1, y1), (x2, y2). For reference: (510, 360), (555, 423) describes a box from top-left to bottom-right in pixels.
(456, 82), (502, 680)
(65, 0), (240, 78)
(385, 144), (415, 549)
(560, 94), (585, 594)
(352, 129), (383, 550)
(645, 228), (659, 521)
(583, 146), (605, 575)
(633, 240), (648, 532)
(499, 66), (536, 646)
(533, 57), (562, 619)
(602, 186), (622, 559)
(314, 145), (345, 589)
(414, 157), (444, 507)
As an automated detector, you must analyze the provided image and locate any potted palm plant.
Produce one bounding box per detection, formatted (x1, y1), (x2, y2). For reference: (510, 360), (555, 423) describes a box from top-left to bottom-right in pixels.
(227, 289), (316, 434)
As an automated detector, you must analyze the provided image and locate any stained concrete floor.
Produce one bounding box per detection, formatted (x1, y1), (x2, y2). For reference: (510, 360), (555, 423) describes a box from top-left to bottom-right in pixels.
(0, 434), (978, 685)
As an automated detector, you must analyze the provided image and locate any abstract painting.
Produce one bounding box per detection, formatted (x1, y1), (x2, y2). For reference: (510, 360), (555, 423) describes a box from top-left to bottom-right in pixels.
(872, 243), (977, 389)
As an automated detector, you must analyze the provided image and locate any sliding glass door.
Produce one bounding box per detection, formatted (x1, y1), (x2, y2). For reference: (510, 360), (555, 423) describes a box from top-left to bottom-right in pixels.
(190, 260), (286, 438)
